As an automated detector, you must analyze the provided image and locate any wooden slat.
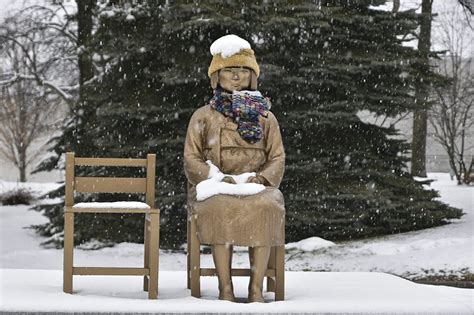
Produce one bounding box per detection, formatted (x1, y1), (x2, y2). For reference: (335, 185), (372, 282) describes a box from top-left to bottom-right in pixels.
(65, 152), (75, 207)
(147, 212), (159, 299)
(63, 212), (74, 293)
(146, 154), (156, 207)
(190, 216), (201, 297)
(73, 267), (149, 276)
(75, 157), (147, 167)
(267, 246), (276, 292)
(75, 177), (146, 193)
(65, 206), (159, 214)
(275, 221), (286, 301)
(143, 217), (150, 292)
(275, 245), (285, 301)
(186, 220), (191, 290)
(200, 268), (276, 277)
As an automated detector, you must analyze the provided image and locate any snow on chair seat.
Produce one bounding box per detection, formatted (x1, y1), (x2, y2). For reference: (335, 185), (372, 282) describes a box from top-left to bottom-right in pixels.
(73, 201), (151, 208)
(70, 201), (155, 213)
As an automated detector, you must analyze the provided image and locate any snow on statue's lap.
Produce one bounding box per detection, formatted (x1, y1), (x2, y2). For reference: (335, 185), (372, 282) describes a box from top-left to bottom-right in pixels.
(196, 180), (265, 201)
(196, 160), (266, 201)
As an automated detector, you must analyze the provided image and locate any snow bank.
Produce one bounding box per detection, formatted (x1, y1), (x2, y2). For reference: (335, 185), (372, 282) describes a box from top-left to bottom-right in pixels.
(0, 179), (62, 198)
(286, 237), (336, 252)
(195, 161), (265, 201)
(210, 34), (251, 58)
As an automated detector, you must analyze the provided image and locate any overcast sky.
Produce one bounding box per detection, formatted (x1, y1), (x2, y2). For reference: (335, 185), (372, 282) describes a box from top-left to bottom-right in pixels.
(0, 0), (29, 21)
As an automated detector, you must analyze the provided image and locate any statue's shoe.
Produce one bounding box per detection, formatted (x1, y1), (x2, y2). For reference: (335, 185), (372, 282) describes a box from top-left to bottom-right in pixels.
(218, 285), (235, 302)
(248, 289), (265, 303)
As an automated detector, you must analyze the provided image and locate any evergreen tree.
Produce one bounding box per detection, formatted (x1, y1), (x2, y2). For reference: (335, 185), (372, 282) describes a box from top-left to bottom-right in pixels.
(241, 1), (461, 240)
(33, 0), (462, 249)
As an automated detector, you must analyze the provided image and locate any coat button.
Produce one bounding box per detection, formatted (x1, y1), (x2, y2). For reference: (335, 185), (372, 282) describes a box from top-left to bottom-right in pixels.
(225, 121), (237, 129)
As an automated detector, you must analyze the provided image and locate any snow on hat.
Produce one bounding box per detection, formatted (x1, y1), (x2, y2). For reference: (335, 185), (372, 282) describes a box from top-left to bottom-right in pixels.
(208, 34), (260, 78)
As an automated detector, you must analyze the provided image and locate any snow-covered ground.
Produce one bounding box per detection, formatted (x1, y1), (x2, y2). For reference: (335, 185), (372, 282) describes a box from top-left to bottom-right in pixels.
(285, 173), (474, 279)
(1, 269), (473, 313)
(1, 173), (472, 279)
(0, 173), (473, 313)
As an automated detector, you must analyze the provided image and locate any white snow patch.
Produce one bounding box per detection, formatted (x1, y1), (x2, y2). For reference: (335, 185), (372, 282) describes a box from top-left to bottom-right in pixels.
(0, 172), (472, 280)
(206, 160), (224, 181)
(286, 237), (336, 252)
(346, 237), (470, 256)
(233, 90), (263, 97)
(100, 9), (116, 18)
(0, 179), (62, 198)
(413, 176), (432, 182)
(196, 160), (265, 201)
(73, 201), (150, 209)
(210, 34), (251, 58)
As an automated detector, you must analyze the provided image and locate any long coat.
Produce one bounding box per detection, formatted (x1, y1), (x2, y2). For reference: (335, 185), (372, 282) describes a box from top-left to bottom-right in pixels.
(183, 104), (286, 246)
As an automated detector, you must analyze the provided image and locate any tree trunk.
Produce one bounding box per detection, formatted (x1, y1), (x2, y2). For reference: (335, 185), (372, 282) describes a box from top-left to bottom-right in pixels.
(392, 0), (400, 13)
(411, 0), (433, 177)
(412, 109), (428, 177)
(71, 0), (95, 153)
(18, 82), (28, 182)
(77, 0), (95, 85)
(19, 151), (27, 182)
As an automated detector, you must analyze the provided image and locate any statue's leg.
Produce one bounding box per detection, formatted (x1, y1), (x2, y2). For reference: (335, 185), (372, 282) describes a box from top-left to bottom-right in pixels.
(212, 244), (235, 301)
(248, 246), (271, 303)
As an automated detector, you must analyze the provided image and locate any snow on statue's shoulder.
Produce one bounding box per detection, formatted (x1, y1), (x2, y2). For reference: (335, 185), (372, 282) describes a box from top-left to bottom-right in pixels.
(210, 34), (251, 58)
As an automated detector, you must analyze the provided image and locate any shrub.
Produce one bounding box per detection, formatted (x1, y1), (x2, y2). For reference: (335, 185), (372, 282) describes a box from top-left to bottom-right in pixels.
(1, 187), (35, 205)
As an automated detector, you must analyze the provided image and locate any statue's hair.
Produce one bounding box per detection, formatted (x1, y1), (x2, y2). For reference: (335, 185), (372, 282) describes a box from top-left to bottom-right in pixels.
(210, 70), (258, 90)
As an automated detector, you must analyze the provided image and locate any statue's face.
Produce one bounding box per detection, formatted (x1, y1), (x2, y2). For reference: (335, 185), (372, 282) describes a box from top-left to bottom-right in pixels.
(218, 67), (251, 92)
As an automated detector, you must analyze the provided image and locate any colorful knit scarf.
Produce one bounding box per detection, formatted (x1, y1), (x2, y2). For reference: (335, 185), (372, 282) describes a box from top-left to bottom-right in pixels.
(209, 88), (270, 144)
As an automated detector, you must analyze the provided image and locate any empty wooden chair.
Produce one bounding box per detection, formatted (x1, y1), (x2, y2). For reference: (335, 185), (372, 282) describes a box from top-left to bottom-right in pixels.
(63, 152), (160, 299)
(186, 215), (285, 301)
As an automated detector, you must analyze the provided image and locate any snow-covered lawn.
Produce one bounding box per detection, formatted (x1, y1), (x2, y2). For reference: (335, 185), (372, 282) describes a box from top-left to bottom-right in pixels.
(1, 173), (472, 278)
(0, 172), (473, 313)
(285, 173), (474, 279)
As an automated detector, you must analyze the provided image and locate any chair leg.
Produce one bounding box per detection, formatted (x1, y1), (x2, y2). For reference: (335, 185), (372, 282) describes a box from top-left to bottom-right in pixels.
(275, 245), (285, 301)
(266, 246), (276, 293)
(147, 213), (159, 299)
(187, 219), (191, 290)
(143, 215), (150, 292)
(190, 216), (201, 298)
(63, 212), (74, 294)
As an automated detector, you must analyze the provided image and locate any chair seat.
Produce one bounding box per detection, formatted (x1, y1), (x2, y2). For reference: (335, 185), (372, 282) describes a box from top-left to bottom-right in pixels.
(67, 201), (159, 214)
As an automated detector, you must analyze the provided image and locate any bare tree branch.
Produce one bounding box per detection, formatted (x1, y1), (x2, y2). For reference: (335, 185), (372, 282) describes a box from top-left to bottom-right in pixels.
(429, 4), (474, 185)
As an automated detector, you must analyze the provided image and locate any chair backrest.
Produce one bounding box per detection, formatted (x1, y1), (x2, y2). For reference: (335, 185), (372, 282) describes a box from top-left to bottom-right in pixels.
(65, 152), (156, 208)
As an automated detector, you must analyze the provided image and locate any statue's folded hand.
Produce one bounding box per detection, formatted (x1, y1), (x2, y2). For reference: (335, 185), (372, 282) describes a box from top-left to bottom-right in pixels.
(222, 176), (237, 184)
(246, 175), (266, 185)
